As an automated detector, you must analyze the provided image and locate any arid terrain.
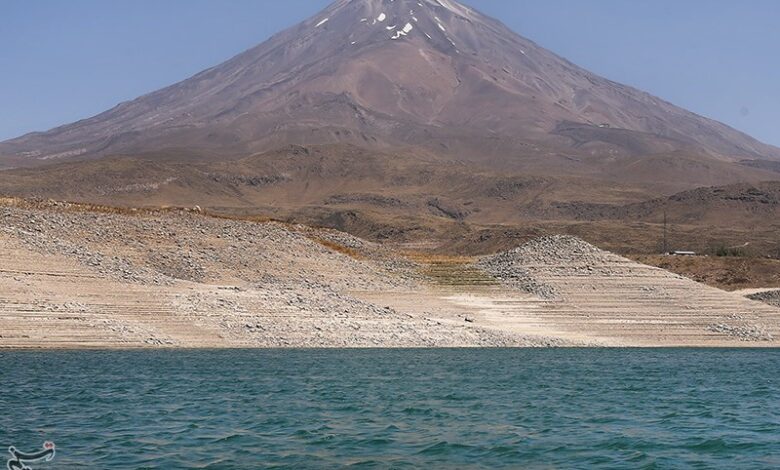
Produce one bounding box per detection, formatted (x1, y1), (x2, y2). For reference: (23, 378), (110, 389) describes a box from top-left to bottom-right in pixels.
(1, 145), (779, 264)
(4, 0), (779, 169)
(2, 0), (780, 349)
(2, 198), (779, 348)
(2, 1), (780, 255)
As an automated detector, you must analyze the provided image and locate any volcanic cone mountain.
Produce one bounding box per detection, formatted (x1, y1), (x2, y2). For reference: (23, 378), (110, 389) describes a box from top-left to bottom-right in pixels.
(2, 0), (779, 171)
(3, 0), (780, 258)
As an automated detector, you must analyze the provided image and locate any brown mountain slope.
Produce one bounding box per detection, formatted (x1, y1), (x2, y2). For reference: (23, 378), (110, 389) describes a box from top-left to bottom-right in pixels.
(1, 0), (779, 173)
(2, 144), (778, 259)
(546, 182), (780, 226)
(2, 0), (779, 259)
(0, 144), (646, 210)
(6, 143), (777, 220)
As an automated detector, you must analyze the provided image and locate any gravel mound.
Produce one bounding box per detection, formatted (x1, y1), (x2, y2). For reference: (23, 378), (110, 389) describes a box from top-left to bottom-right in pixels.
(708, 322), (774, 341)
(486, 235), (625, 266)
(0, 204), (415, 291)
(747, 290), (780, 308)
(478, 235), (632, 298)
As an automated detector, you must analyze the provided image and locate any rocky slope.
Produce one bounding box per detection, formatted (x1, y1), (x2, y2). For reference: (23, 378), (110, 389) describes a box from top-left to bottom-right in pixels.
(747, 290), (780, 308)
(478, 235), (780, 344)
(1, 0), (778, 172)
(2, 199), (779, 348)
(2, 0), (780, 259)
(0, 198), (558, 347)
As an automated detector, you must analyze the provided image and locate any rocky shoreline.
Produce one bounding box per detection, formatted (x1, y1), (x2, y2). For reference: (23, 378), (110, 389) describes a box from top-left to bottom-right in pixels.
(2, 199), (780, 348)
(0, 199), (564, 348)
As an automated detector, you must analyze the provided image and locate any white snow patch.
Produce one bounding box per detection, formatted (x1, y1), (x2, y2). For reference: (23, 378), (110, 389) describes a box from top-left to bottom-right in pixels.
(386, 24), (397, 30)
(390, 23), (413, 40)
(315, 18), (329, 27)
(377, 13), (386, 22)
(412, 16), (418, 22)
(443, 34), (458, 51)
(351, 41), (357, 45)
(436, 22), (446, 32)
(435, 0), (471, 18)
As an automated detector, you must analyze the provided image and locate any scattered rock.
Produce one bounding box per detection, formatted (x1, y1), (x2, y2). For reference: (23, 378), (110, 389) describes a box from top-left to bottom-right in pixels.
(747, 290), (780, 308)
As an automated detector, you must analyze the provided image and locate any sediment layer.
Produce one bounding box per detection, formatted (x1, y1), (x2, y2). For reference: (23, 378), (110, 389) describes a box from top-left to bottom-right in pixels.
(1, 200), (779, 348)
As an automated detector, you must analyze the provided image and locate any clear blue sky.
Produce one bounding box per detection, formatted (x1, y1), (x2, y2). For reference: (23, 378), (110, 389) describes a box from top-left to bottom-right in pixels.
(1, 0), (778, 146)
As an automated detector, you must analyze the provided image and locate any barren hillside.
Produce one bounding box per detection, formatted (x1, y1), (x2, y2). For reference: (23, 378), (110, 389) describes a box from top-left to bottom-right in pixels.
(2, 198), (779, 348)
(2, 0), (778, 175)
(1, 0), (780, 259)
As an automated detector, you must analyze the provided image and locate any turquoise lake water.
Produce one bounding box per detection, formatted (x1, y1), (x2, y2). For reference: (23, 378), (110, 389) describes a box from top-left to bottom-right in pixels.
(1, 349), (779, 469)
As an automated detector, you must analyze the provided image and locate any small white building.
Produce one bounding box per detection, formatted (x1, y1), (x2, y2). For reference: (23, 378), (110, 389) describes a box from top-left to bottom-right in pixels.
(671, 251), (696, 256)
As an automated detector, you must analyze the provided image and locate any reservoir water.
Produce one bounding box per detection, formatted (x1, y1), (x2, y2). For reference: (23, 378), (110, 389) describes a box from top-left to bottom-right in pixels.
(1, 348), (778, 468)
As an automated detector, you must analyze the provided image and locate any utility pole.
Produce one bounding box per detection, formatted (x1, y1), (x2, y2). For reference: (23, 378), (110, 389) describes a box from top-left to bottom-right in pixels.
(662, 210), (668, 254)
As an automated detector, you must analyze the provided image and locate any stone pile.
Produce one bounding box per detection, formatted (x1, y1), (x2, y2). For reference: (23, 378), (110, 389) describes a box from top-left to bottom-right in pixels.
(708, 322), (774, 341)
(483, 235), (626, 267)
(747, 290), (780, 308)
(1, 205), (415, 291)
(478, 235), (617, 298)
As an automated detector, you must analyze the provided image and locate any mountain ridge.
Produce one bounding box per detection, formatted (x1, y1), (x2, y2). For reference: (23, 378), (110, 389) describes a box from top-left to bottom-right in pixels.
(2, 0), (780, 257)
(1, 0), (779, 169)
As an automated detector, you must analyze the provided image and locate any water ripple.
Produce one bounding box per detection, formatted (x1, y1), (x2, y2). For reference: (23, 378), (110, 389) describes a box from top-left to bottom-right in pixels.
(0, 348), (778, 468)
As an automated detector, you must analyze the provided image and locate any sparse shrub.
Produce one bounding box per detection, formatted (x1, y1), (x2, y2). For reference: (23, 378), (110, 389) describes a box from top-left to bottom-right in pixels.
(714, 245), (743, 257)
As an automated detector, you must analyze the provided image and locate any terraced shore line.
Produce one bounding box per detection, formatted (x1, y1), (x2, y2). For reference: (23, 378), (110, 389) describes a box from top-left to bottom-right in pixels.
(1, 201), (780, 348)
